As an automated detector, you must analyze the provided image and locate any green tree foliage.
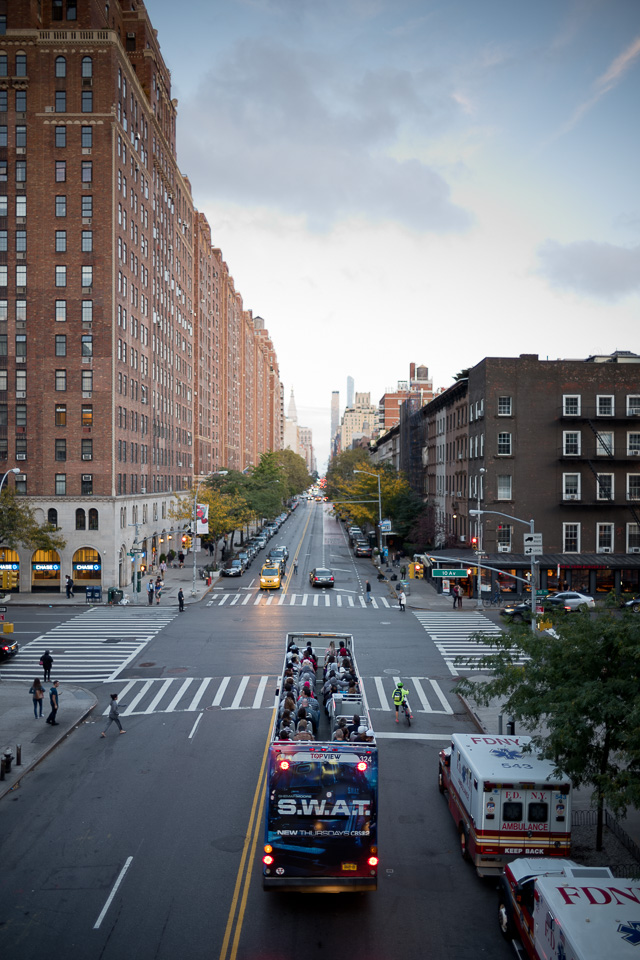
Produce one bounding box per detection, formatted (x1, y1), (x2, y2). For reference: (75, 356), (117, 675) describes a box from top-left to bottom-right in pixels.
(273, 448), (312, 496)
(457, 608), (640, 850)
(0, 489), (66, 552)
(327, 454), (418, 535)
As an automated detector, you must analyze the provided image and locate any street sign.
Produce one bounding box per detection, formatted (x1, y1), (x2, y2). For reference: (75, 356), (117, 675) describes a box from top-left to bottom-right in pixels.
(432, 568), (469, 578)
(523, 533), (543, 556)
(0, 605), (7, 613)
(524, 544), (543, 556)
(379, 519), (391, 533)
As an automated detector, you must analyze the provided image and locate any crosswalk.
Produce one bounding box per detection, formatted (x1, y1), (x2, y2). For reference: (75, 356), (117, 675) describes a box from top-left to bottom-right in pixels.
(1, 608), (177, 682)
(100, 674), (454, 718)
(413, 611), (525, 676)
(207, 591), (397, 608)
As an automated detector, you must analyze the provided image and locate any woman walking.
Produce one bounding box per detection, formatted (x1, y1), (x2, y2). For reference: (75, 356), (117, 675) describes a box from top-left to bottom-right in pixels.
(101, 693), (126, 737)
(29, 678), (45, 718)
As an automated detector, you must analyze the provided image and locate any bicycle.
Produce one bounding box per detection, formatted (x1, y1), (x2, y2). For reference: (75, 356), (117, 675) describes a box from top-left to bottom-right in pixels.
(402, 699), (412, 727)
(483, 592), (506, 607)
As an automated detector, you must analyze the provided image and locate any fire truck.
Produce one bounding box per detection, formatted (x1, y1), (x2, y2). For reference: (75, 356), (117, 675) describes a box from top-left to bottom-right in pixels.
(498, 857), (640, 959)
(438, 734), (571, 876)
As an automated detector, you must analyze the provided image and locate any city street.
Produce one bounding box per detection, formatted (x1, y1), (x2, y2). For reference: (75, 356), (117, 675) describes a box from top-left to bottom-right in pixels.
(0, 504), (511, 959)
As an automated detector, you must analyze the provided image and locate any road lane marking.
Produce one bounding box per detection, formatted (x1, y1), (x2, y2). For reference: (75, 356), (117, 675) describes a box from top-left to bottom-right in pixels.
(187, 678), (212, 711)
(212, 677), (230, 706)
(166, 678), (193, 711)
(188, 713), (203, 739)
(226, 675), (250, 710)
(252, 675), (269, 709)
(144, 678), (174, 714)
(93, 856), (133, 929)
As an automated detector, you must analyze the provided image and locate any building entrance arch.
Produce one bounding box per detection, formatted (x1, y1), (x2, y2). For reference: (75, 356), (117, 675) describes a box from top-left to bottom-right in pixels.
(31, 549), (61, 593)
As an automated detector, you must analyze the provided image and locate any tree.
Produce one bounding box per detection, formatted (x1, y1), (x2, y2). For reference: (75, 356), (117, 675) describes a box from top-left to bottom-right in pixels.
(273, 448), (312, 496)
(0, 489), (66, 552)
(456, 607), (640, 850)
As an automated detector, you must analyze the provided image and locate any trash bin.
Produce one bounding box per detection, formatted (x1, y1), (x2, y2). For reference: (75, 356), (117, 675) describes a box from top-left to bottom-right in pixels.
(107, 587), (116, 604)
(112, 589), (123, 604)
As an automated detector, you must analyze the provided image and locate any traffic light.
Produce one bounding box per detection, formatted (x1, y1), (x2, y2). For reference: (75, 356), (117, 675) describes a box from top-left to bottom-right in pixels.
(136, 571), (142, 593)
(1, 572), (8, 590)
(183, 535), (192, 550)
(471, 537), (478, 548)
(9, 571), (18, 589)
(467, 568), (473, 577)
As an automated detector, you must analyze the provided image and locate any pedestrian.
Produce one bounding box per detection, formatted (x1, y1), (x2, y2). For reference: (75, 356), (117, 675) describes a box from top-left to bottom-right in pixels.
(160, 559), (167, 576)
(46, 681), (60, 725)
(100, 693), (126, 737)
(400, 565), (406, 579)
(69, 575), (74, 598)
(147, 580), (154, 605)
(155, 576), (163, 604)
(398, 589), (406, 612)
(452, 584), (458, 609)
(29, 678), (45, 718)
(457, 584), (463, 609)
(65, 575), (72, 598)
(365, 580), (372, 604)
(293, 559), (298, 574)
(40, 649), (53, 682)
(208, 542), (214, 557)
(178, 588), (185, 612)
(178, 551), (185, 569)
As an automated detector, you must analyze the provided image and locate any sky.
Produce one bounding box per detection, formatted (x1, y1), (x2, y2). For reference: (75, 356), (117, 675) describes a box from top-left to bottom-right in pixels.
(146, 0), (640, 472)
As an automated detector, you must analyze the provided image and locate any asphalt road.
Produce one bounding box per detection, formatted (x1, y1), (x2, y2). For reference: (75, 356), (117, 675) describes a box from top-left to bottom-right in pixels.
(0, 503), (512, 960)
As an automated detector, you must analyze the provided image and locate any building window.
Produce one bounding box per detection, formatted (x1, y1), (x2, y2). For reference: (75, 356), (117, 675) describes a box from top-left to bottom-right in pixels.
(55, 404), (67, 426)
(48, 508), (58, 526)
(81, 370), (93, 393)
(81, 195), (93, 217)
(55, 300), (67, 322)
(55, 55), (66, 76)
(597, 395), (614, 417)
(55, 369), (67, 391)
(597, 523), (614, 552)
(0, 229), (5, 250)
(55, 230), (67, 252)
(15, 405), (27, 430)
(81, 161), (92, 183)
(497, 524), (512, 550)
(596, 474), (613, 501)
(55, 126), (66, 148)
(81, 230), (93, 252)
(88, 507), (98, 529)
(0, 56), (5, 77)
(16, 265), (26, 287)
(55, 335), (66, 357)
(563, 473), (580, 499)
(55, 439), (66, 461)
(76, 508), (86, 530)
(81, 56), (93, 78)
(0, 265), (6, 288)
(628, 475), (640, 501)
(16, 230), (26, 252)
(563, 395), (581, 416)
(16, 55), (27, 78)
(81, 439), (93, 460)
(0, 195), (6, 215)
(563, 431), (581, 456)
(55, 91), (66, 113)
(15, 90), (27, 113)
(81, 126), (92, 148)
(16, 300), (26, 322)
(55, 474), (66, 496)
(81, 335), (93, 357)
(81, 405), (93, 427)
(627, 395), (640, 417)
(627, 523), (640, 552)
(497, 396), (512, 416)
(81, 475), (93, 496)
(16, 195), (26, 217)
(496, 475), (512, 500)
(56, 195), (67, 217)
(0, 91), (5, 111)
(81, 266), (93, 287)
(563, 523), (580, 553)
(55, 160), (66, 182)
(16, 160), (26, 182)
(15, 335), (26, 360)
(67, 0), (77, 20)
(15, 438), (27, 459)
(16, 370), (26, 394)
(55, 266), (67, 287)
(627, 432), (640, 456)
(81, 90), (93, 113)
(596, 431), (614, 457)
(81, 300), (93, 322)
(497, 432), (512, 456)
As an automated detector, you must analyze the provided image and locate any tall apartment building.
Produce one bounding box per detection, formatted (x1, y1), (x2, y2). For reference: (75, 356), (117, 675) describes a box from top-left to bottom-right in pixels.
(1, 1), (283, 594)
(330, 389), (339, 452)
(338, 392), (379, 450)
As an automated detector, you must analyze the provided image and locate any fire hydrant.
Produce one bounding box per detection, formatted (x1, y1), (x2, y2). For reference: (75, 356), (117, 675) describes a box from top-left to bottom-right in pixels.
(3, 749), (14, 773)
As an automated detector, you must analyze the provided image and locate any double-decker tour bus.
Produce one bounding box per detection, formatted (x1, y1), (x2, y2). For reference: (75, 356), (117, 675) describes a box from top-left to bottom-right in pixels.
(262, 632), (378, 892)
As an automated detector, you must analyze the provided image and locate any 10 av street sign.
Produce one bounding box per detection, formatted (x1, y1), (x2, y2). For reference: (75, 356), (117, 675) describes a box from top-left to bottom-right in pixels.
(432, 568), (469, 578)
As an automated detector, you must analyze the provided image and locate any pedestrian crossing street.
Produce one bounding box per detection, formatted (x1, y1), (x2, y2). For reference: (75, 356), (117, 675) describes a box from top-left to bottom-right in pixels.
(413, 612), (526, 675)
(102, 673), (454, 717)
(207, 591), (397, 609)
(1, 608), (177, 682)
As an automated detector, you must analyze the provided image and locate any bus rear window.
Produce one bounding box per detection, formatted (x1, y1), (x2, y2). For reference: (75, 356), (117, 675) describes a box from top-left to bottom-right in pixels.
(503, 801), (522, 822)
(528, 802), (548, 823)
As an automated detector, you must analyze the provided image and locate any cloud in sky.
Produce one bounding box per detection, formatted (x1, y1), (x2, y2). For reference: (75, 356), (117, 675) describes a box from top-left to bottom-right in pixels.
(178, 39), (472, 232)
(536, 239), (640, 301)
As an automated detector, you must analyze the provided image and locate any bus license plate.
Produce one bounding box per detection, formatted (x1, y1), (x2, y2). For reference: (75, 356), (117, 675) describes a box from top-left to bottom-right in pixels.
(341, 863), (357, 871)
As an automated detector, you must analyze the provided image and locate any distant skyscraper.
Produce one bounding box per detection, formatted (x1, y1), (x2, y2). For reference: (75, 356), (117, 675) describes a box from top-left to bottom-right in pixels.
(331, 391), (339, 446)
(346, 376), (355, 409)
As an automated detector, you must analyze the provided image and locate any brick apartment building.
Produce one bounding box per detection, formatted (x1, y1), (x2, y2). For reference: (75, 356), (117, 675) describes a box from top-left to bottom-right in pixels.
(373, 351), (640, 597)
(377, 362), (434, 433)
(1, 0), (283, 593)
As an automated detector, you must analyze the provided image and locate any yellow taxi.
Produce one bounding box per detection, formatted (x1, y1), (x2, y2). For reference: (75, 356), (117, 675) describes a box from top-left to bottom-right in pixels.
(260, 564), (281, 590)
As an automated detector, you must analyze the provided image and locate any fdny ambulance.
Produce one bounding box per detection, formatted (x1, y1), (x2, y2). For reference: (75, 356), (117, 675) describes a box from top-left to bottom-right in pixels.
(438, 734), (571, 876)
(499, 858), (640, 959)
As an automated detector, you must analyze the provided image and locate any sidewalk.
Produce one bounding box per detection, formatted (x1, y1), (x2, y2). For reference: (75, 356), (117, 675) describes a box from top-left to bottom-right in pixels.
(1, 548), (219, 609)
(0, 683), (97, 800)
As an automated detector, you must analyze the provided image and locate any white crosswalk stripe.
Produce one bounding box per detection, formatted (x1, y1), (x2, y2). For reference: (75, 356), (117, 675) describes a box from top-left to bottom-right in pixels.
(206, 592), (392, 608)
(413, 611), (526, 676)
(0, 608), (177, 682)
(102, 674), (453, 716)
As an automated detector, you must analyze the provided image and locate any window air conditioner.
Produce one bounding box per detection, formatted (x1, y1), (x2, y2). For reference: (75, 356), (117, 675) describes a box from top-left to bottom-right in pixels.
(565, 494), (579, 500)
(16, 454), (26, 460)
(16, 391), (26, 399)
(630, 547), (640, 554)
(82, 475), (92, 482)
(599, 547), (612, 553)
(630, 451), (640, 456)
(498, 543), (510, 552)
(82, 454), (92, 460)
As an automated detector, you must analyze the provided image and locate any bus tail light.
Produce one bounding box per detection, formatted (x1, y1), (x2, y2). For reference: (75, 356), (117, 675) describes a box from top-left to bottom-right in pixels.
(279, 759), (290, 771)
(356, 761), (368, 772)
(368, 856), (379, 867)
(263, 845), (274, 866)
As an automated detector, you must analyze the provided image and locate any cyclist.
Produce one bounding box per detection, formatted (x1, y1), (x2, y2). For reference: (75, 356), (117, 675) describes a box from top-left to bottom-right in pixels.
(392, 681), (413, 723)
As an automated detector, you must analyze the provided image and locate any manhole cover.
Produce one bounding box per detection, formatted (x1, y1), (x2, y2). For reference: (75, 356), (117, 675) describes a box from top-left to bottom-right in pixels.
(139, 662), (155, 668)
(102, 638), (122, 644)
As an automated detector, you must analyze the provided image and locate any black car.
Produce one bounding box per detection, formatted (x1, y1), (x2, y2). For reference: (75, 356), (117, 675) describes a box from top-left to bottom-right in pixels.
(500, 599), (533, 623)
(0, 636), (19, 661)
(354, 540), (372, 557)
(309, 568), (335, 588)
(622, 596), (640, 613)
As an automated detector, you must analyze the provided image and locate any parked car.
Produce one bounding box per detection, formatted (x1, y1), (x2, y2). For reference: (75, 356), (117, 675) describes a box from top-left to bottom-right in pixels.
(220, 559), (244, 577)
(238, 551), (251, 568)
(545, 591), (595, 612)
(0, 637), (19, 661)
(622, 596), (640, 612)
(309, 568), (335, 588)
(260, 564), (281, 590)
(354, 540), (372, 558)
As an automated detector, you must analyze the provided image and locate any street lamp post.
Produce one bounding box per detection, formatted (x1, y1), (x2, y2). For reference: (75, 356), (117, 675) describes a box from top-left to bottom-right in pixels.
(469, 507), (538, 633)
(0, 467), (20, 493)
(476, 468), (486, 608)
(353, 469), (382, 553)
